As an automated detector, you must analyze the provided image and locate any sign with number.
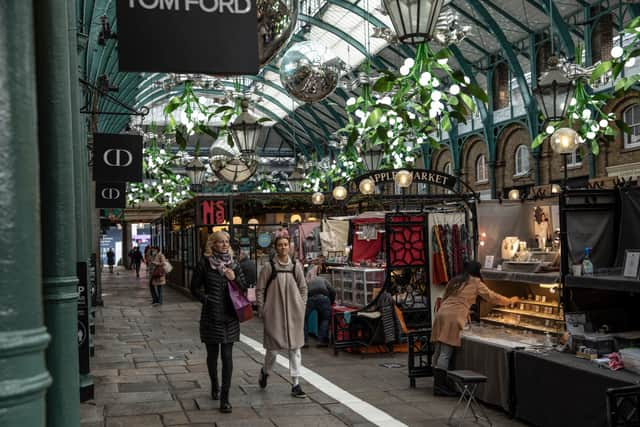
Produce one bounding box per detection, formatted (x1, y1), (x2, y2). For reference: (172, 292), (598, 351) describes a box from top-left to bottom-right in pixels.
(197, 198), (228, 225)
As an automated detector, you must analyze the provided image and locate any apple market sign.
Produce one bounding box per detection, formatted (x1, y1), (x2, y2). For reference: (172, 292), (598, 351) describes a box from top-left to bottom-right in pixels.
(116, 0), (259, 74)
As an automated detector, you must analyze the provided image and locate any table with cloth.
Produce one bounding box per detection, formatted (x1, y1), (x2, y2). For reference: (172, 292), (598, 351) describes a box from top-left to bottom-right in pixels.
(453, 331), (526, 414)
(514, 350), (640, 427)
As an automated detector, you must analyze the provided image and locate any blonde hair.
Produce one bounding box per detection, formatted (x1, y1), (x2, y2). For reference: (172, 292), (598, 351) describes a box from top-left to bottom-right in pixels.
(203, 231), (234, 257)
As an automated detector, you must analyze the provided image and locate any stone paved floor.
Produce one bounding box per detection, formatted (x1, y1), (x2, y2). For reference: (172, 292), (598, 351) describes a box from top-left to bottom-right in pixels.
(80, 267), (526, 427)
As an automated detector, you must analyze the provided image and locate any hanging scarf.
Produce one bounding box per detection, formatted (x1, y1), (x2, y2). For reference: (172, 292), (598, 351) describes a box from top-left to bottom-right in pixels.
(208, 252), (233, 275)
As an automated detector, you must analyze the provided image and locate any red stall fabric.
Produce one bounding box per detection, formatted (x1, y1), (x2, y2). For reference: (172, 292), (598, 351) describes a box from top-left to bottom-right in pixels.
(351, 218), (383, 263)
(389, 216), (426, 266)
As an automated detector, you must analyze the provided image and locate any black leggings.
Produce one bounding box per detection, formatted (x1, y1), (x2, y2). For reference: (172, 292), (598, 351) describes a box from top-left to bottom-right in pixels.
(206, 343), (233, 391)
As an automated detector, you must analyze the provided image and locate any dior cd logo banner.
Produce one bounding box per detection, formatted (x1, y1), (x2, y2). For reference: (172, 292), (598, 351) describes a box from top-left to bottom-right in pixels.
(93, 133), (143, 182)
(116, 0), (259, 74)
(96, 183), (127, 208)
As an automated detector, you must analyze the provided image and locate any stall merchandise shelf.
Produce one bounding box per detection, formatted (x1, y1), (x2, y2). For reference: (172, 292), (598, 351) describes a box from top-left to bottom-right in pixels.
(493, 307), (563, 321)
(330, 267), (385, 308)
(565, 274), (640, 293)
(481, 269), (560, 285)
(481, 317), (561, 334)
(514, 298), (558, 308)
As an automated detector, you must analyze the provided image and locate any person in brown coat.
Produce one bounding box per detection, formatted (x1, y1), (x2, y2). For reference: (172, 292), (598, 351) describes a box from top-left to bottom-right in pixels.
(148, 246), (167, 305)
(431, 260), (516, 395)
(256, 235), (308, 398)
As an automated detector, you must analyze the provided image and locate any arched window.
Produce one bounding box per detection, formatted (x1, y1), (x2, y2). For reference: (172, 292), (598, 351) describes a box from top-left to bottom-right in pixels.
(443, 162), (452, 175)
(623, 104), (640, 149)
(514, 145), (530, 176)
(476, 154), (487, 183)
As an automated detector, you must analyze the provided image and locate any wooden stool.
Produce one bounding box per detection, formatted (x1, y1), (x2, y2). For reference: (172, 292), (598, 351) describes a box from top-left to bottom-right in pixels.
(446, 370), (492, 426)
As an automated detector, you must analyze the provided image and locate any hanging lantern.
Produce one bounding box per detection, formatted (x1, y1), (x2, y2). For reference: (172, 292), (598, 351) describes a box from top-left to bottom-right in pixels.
(359, 178), (375, 195)
(362, 147), (384, 171)
(288, 168), (306, 192)
(382, 0), (446, 44)
(394, 170), (413, 188)
(533, 58), (576, 123)
(551, 184), (561, 194)
(290, 214), (302, 223)
(332, 185), (348, 201)
(230, 99), (262, 155)
(508, 189), (520, 200)
(185, 157), (206, 192)
(550, 127), (579, 154)
(311, 191), (325, 205)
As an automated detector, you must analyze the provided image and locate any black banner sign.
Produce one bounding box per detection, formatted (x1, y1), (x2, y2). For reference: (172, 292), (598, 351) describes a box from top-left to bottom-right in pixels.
(93, 133), (143, 182)
(77, 262), (90, 375)
(196, 198), (228, 225)
(96, 182), (127, 208)
(116, 0), (259, 75)
(356, 169), (457, 190)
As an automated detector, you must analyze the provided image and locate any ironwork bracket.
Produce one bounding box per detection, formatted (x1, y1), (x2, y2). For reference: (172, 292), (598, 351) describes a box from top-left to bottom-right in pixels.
(79, 78), (149, 116)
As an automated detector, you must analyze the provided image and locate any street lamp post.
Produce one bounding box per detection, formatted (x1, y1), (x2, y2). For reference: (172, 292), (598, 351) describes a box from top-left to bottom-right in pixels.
(185, 157), (206, 193)
(533, 57), (576, 124)
(550, 127), (579, 189)
(382, 0), (446, 44)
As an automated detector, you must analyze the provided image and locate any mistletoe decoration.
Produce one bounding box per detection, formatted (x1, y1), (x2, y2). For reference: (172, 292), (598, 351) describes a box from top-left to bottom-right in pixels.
(127, 135), (192, 208)
(302, 43), (486, 190)
(533, 17), (640, 155)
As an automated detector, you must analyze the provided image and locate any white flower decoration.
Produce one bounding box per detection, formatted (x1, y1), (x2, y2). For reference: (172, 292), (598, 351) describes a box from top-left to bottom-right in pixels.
(400, 65), (411, 76)
(582, 109), (592, 120)
(449, 84), (461, 95)
(599, 119), (609, 128)
(346, 97), (356, 106)
(403, 58), (415, 68)
(546, 125), (555, 135)
(431, 90), (443, 101)
(611, 46), (624, 59)
(586, 131), (596, 140)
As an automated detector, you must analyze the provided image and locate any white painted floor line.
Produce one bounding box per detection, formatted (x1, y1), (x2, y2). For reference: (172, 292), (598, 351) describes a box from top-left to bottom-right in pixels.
(240, 334), (408, 427)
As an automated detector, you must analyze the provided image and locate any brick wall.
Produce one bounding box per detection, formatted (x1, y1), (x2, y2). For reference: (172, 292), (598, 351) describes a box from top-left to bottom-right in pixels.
(496, 124), (535, 193)
(493, 62), (510, 110)
(537, 137), (590, 184)
(461, 136), (491, 193)
(597, 93), (640, 175)
(431, 148), (452, 195)
(592, 11), (613, 63)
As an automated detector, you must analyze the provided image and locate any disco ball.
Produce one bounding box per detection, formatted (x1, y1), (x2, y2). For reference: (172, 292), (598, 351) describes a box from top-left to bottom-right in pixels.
(279, 41), (341, 103)
(257, 0), (299, 67)
(215, 155), (259, 184)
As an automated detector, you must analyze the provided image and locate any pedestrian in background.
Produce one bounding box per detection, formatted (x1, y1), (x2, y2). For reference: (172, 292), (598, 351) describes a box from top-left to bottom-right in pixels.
(148, 246), (167, 306)
(304, 275), (335, 347)
(106, 248), (115, 273)
(238, 250), (257, 288)
(131, 246), (143, 278)
(256, 236), (308, 398)
(190, 231), (247, 414)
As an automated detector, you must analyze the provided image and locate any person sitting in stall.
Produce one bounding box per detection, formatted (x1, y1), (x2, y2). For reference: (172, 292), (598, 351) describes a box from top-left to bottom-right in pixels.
(430, 260), (517, 396)
(304, 275), (335, 347)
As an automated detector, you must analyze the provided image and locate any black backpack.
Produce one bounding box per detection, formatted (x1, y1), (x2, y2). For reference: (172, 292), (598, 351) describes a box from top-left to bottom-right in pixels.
(264, 257), (297, 301)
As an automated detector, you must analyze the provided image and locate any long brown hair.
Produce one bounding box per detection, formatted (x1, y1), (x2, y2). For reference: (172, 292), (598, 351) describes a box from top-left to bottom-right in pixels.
(442, 261), (483, 299)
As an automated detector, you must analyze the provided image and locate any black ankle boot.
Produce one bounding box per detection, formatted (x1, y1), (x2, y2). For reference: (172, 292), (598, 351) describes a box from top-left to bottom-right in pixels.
(433, 368), (458, 397)
(219, 390), (232, 413)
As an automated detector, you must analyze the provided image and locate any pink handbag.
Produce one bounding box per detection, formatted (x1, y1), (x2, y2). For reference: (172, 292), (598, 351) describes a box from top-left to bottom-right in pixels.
(228, 280), (253, 322)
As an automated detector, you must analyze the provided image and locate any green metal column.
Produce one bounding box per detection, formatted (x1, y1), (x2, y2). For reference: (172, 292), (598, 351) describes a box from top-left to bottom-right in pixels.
(34, 1), (81, 426)
(68, 0), (94, 399)
(0, 2), (52, 427)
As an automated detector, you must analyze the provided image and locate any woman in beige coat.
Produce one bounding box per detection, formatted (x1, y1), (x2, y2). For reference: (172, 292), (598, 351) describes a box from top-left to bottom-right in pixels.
(256, 235), (308, 398)
(148, 246), (167, 305)
(431, 261), (516, 395)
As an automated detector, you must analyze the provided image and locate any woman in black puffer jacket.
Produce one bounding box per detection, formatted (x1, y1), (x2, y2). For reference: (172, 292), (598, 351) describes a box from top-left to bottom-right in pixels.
(190, 231), (247, 413)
